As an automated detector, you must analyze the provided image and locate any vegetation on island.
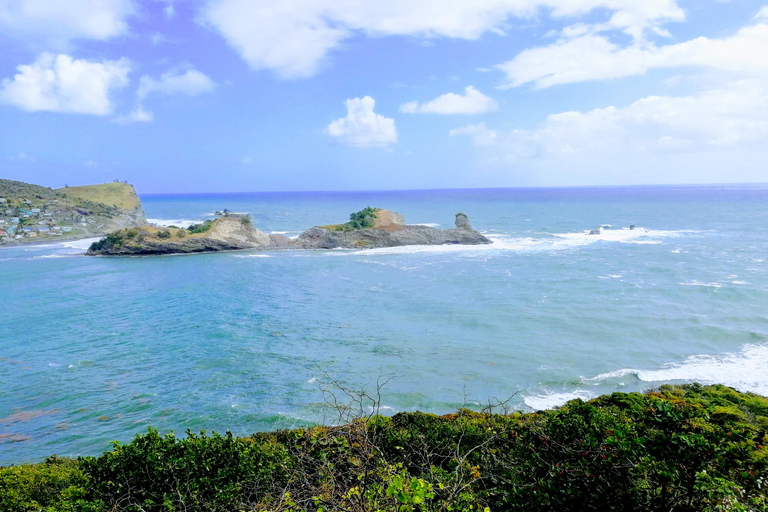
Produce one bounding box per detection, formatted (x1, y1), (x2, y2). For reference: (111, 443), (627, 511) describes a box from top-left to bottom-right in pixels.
(187, 220), (214, 234)
(321, 206), (381, 232)
(2, 384), (767, 511)
(89, 220), (220, 252)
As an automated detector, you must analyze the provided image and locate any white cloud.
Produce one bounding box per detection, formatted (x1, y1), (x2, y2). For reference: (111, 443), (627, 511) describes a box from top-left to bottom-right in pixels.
(136, 69), (216, 102)
(452, 80), (768, 184)
(756, 6), (768, 21)
(498, 22), (768, 89)
(400, 86), (498, 114)
(325, 96), (397, 148)
(0, 53), (130, 115)
(449, 123), (498, 145)
(113, 107), (153, 125)
(114, 69), (216, 124)
(0, 0), (135, 47)
(202, 0), (684, 78)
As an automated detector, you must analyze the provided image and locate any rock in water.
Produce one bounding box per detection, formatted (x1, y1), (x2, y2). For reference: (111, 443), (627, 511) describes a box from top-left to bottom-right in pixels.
(87, 214), (270, 255)
(88, 208), (491, 256)
(296, 210), (490, 249)
(455, 213), (472, 230)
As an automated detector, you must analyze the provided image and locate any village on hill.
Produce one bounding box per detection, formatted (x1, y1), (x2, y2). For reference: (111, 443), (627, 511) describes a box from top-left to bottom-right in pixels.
(0, 179), (145, 245)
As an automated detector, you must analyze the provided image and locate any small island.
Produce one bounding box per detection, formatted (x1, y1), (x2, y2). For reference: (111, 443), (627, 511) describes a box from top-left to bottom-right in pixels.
(86, 207), (491, 256)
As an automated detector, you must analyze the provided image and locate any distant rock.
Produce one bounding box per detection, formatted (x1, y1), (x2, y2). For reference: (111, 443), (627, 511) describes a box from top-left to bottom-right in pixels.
(295, 209), (490, 249)
(87, 214), (269, 255)
(588, 229), (601, 235)
(455, 213), (472, 230)
(87, 208), (491, 256)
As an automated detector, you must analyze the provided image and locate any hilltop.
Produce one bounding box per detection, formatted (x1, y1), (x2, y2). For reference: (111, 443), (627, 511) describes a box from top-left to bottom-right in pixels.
(0, 179), (145, 245)
(56, 182), (141, 210)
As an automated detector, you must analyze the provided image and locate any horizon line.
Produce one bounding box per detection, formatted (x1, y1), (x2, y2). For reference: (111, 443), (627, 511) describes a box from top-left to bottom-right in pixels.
(136, 182), (768, 196)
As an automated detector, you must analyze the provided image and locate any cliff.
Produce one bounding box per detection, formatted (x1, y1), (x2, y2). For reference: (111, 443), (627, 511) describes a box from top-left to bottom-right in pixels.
(0, 179), (145, 245)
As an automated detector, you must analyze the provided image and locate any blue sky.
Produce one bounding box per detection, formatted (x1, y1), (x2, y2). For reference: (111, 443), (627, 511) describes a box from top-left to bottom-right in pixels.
(1, 0), (768, 193)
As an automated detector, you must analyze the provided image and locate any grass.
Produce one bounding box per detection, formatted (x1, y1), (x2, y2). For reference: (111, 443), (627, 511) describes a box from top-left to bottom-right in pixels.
(57, 183), (140, 210)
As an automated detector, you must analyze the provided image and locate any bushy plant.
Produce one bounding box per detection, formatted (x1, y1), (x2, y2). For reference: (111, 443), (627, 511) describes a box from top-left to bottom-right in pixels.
(187, 220), (213, 234)
(88, 232), (124, 252)
(3, 385), (767, 511)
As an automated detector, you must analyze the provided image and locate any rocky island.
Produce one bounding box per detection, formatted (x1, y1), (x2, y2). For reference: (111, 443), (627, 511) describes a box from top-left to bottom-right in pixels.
(86, 207), (491, 256)
(0, 179), (145, 244)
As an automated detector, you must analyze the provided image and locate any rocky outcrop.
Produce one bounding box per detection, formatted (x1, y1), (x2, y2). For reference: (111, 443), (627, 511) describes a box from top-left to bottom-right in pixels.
(294, 212), (490, 249)
(87, 214), (270, 256)
(88, 210), (491, 256)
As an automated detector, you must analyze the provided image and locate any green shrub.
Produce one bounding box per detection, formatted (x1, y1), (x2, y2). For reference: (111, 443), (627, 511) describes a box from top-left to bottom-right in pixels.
(187, 220), (213, 234)
(156, 230), (171, 239)
(0, 456), (102, 512)
(334, 207), (380, 231)
(2, 385), (767, 512)
(88, 232), (124, 252)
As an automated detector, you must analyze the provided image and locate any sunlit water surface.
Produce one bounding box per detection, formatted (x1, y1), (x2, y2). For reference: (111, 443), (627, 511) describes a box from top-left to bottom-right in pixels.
(2, 186), (768, 464)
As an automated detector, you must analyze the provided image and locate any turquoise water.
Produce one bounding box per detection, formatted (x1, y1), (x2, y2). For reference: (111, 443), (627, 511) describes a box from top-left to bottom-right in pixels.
(2, 186), (768, 465)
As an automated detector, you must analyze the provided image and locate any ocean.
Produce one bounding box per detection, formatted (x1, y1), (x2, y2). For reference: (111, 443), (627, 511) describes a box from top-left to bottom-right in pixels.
(1, 185), (767, 465)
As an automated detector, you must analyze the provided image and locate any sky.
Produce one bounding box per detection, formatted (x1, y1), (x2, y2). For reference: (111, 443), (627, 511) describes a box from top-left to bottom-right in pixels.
(1, 0), (768, 193)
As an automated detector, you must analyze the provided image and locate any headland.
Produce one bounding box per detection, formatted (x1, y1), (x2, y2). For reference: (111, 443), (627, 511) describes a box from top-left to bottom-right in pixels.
(0, 179), (145, 245)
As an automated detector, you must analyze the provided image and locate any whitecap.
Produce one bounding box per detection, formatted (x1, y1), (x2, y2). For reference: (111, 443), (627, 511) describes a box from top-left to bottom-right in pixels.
(523, 390), (596, 411)
(680, 281), (722, 288)
(586, 343), (768, 396)
(147, 218), (206, 229)
(61, 238), (101, 251)
(232, 254), (273, 258)
(416, 223), (440, 228)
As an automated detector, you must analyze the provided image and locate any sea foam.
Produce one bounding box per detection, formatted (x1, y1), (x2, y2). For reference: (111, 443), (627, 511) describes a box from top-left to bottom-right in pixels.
(147, 218), (206, 228)
(586, 343), (768, 396)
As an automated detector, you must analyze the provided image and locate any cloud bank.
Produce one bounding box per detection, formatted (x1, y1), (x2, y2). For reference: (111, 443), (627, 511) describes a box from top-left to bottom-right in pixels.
(202, 0), (684, 78)
(0, 53), (130, 115)
(0, 0), (135, 47)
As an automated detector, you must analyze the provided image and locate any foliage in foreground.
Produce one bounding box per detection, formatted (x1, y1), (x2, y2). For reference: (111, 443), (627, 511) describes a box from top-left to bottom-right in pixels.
(2, 384), (768, 512)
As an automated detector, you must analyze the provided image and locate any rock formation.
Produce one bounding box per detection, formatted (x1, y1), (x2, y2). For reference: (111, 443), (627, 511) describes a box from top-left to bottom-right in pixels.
(87, 209), (491, 256)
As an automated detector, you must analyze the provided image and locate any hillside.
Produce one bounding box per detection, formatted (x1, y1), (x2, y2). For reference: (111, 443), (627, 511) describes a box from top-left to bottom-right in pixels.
(57, 182), (141, 210)
(1, 384), (766, 511)
(0, 179), (145, 245)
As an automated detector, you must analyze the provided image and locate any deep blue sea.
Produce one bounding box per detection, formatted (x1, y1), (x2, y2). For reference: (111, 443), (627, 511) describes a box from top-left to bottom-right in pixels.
(2, 186), (768, 465)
